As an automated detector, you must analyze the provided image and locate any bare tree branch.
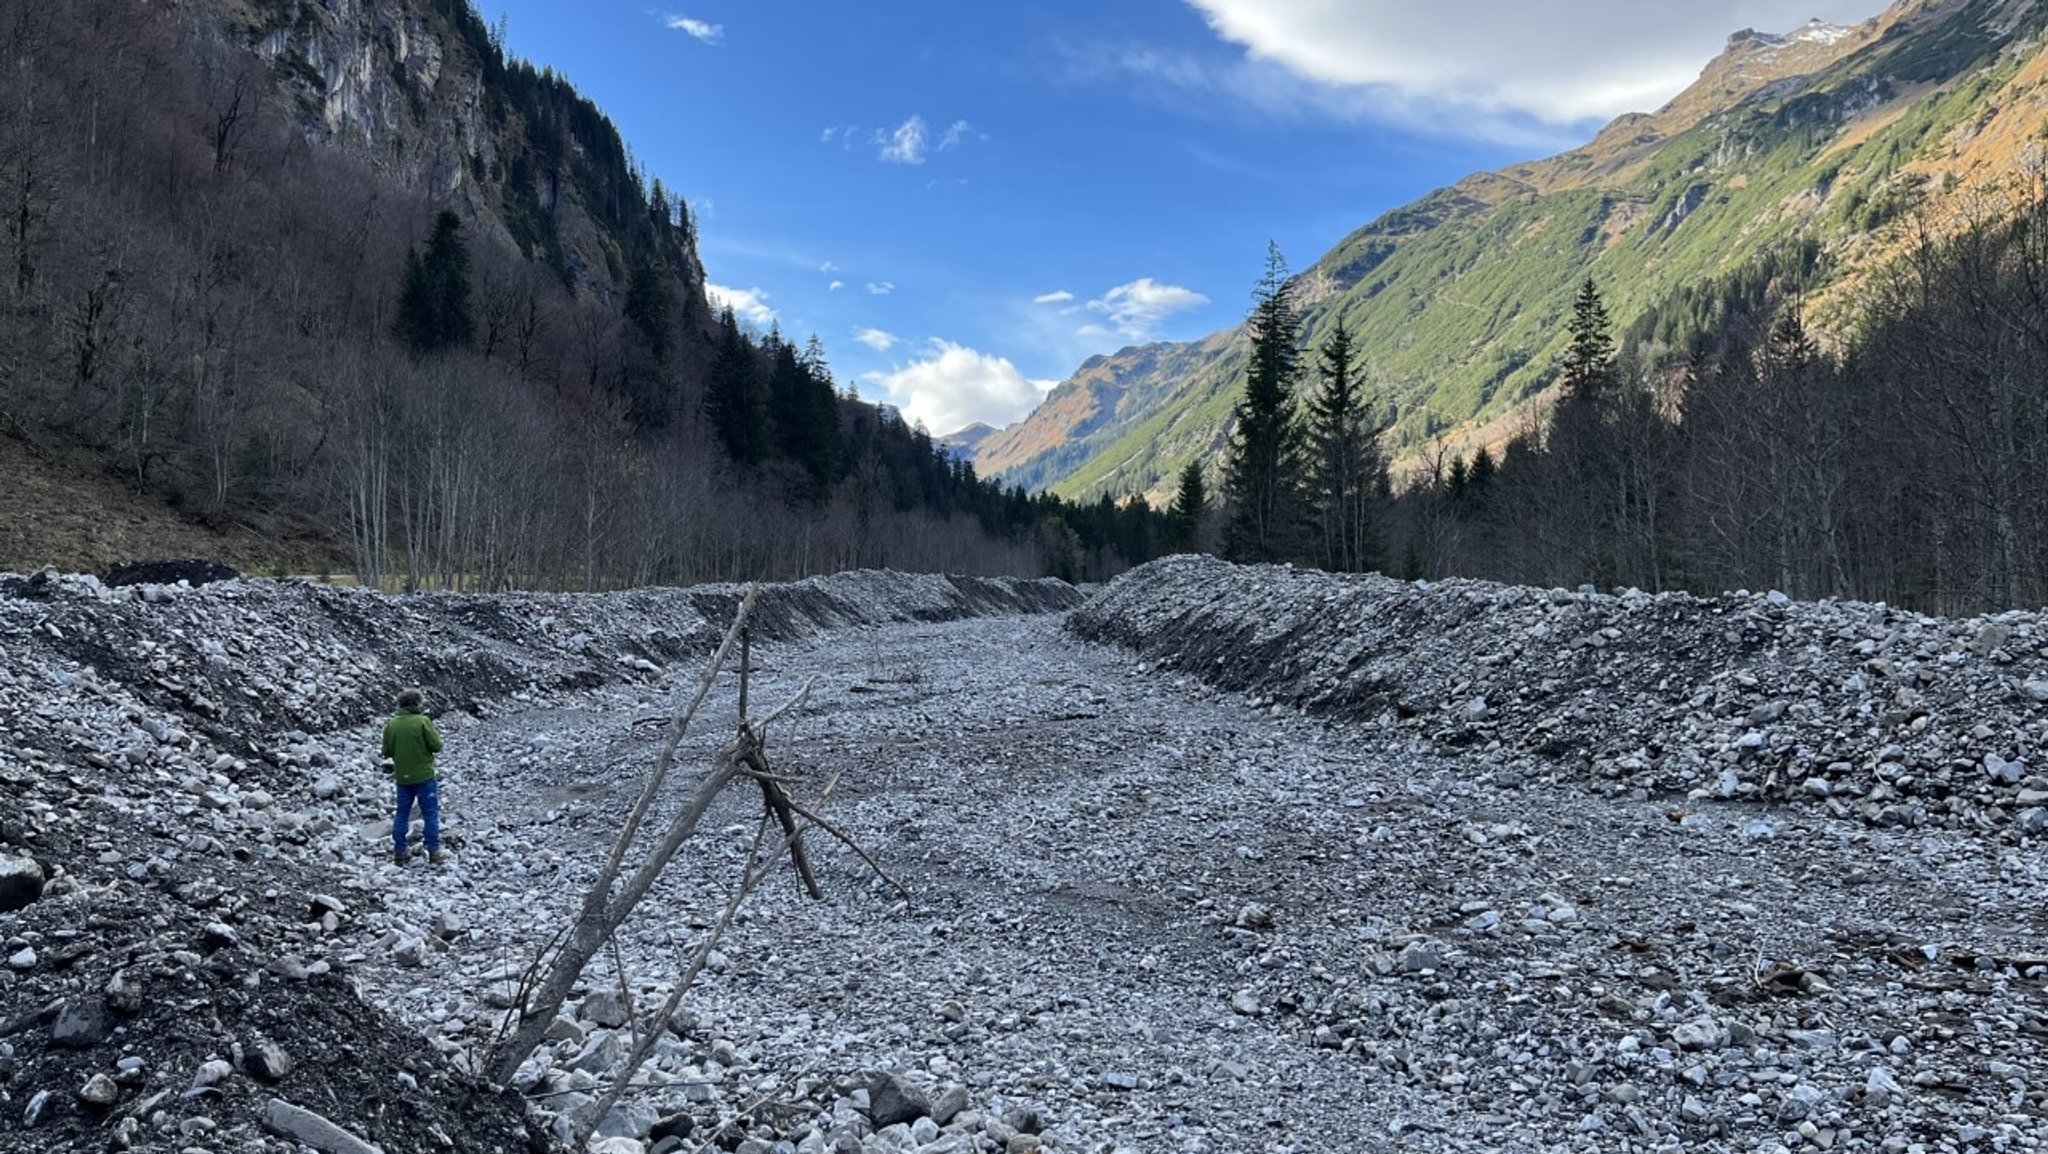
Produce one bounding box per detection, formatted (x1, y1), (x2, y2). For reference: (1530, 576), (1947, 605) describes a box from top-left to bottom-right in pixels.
(485, 587), (758, 1086)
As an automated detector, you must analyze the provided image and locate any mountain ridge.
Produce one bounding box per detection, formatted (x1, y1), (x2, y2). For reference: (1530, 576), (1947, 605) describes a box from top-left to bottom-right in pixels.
(975, 0), (2048, 503)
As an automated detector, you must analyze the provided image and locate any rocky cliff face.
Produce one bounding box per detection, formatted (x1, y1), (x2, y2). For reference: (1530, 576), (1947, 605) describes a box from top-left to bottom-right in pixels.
(206, 0), (705, 304)
(254, 0), (491, 203)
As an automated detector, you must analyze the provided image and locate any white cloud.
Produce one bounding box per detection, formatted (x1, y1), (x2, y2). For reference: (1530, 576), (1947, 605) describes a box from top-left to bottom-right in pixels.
(1086, 278), (1210, 339)
(938, 119), (973, 151)
(819, 261), (840, 274)
(1034, 290), (1076, 305)
(877, 116), (930, 165)
(705, 283), (775, 328)
(829, 280), (845, 292)
(854, 327), (898, 352)
(866, 282), (895, 296)
(1179, 0), (1888, 128)
(662, 14), (723, 44)
(861, 340), (1058, 433)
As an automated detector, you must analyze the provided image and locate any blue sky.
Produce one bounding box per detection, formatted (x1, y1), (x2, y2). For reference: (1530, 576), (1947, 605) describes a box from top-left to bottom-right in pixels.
(488, 1), (1890, 435)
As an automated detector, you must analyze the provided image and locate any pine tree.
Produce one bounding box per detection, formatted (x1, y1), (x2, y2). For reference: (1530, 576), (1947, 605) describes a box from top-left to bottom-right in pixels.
(766, 335), (841, 496)
(1168, 459), (1208, 551)
(1560, 277), (1614, 396)
(1462, 445), (1498, 513)
(395, 209), (475, 355)
(1304, 319), (1385, 572)
(1765, 304), (1814, 374)
(704, 308), (767, 467)
(796, 336), (843, 487)
(1222, 242), (1306, 563)
(623, 258), (674, 361)
(395, 251), (435, 352)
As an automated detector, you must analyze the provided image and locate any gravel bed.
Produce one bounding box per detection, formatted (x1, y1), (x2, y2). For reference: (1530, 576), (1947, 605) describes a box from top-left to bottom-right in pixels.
(347, 613), (2047, 1154)
(5, 561), (2048, 1154)
(0, 570), (1074, 1153)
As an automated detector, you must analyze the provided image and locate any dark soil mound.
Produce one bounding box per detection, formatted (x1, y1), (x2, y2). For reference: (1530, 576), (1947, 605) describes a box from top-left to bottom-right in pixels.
(100, 560), (243, 588)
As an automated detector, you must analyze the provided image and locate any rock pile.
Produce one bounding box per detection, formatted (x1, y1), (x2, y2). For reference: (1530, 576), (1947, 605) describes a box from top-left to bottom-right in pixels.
(1071, 555), (2048, 836)
(0, 569), (1079, 1152)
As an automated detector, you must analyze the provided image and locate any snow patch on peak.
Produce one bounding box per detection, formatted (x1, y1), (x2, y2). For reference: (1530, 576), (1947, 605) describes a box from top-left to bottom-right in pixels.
(1792, 19), (1854, 46)
(1727, 19), (1852, 54)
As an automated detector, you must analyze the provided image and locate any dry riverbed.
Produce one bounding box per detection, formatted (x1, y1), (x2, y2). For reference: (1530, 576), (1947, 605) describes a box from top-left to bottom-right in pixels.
(352, 613), (2048, 1154)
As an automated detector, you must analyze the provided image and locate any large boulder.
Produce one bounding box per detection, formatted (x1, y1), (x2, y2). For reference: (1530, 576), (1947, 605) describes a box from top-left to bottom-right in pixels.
(867, 1073), (932, 1129)
(50, 999), (109, 1049)
(260, 1099), (385, 1154)
(0, 855), (45, 912)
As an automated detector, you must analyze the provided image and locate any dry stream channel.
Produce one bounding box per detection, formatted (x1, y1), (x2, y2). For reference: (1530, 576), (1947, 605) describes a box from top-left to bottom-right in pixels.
(352, 613), (2048, 1154)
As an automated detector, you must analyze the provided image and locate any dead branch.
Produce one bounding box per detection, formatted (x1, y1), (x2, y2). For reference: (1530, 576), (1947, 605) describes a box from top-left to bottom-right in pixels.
(484, 587), (758, 1086)
(491, 586), (909, 1137)
(747, 676), (816, 738)
(606, 585), (760, 881)
(736, 677), (821, 900)
(572, 813), (773, 1148)
(747, 741), (821, 900)
(575, 753), (853, 1147)
(608, 935), (642, 1059)
(764, 786), (914, 904)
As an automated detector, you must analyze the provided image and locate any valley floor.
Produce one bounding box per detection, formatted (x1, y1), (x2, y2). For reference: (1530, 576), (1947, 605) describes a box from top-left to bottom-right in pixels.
(340, 615), (2048, 1154)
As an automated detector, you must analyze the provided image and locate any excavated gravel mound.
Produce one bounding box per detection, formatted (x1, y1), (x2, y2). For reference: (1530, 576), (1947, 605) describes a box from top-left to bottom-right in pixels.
(0, 570), (1079, 1153)
(1071, 555), (2048, 837)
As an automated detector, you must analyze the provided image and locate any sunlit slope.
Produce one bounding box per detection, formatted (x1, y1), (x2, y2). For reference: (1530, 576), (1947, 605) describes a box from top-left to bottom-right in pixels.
(983, 0), (2048, 502)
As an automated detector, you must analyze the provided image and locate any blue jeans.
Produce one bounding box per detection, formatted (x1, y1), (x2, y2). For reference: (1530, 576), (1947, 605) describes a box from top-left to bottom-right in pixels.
(393, 778), (441, 856)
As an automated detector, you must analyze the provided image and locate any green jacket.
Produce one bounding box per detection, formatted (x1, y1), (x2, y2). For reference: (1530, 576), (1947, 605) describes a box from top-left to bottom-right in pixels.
(381, 709), (442, 785)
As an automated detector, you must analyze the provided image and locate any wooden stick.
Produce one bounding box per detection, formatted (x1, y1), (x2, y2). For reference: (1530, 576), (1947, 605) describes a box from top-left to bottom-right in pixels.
(746, 743), (822, 900)
(571, 814), (773, 1149)
(485, 588), (759, 1086)
(737, 625), (751, 722)
(774, 791), (913, 903)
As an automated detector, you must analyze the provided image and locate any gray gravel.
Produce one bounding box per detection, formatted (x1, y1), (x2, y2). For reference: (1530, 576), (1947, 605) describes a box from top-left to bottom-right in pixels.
(7, 559), (2048, 1154)
(345, 609), (2048, 1153)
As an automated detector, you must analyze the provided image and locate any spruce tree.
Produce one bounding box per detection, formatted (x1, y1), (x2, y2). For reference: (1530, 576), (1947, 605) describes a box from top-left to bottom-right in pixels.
(1560, 277), (1614, 396)
(395, 209), (475, 355)
(1222, 242), (1306, 563)
(704, 308), (767, 467)
(1305, 319), (1384, 572)
(1168, 459), (1208, 551)
(795, 336), (844, 487)
(766, 335), (841, 496)
(623, 258), (674, 361)
(395, 251), (435, 353)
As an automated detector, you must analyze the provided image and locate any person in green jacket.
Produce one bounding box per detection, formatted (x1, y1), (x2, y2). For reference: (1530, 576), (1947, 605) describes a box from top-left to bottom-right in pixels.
(382, 688), (445, 865)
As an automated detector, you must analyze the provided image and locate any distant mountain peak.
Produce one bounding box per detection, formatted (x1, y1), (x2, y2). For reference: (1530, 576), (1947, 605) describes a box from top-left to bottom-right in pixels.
(1727, 18), (1855, 53)
(1793, 18), (1857, 45)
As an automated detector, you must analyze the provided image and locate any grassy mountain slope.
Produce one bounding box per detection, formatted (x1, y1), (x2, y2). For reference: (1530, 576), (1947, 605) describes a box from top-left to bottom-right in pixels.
(988, 0), (2048, 503)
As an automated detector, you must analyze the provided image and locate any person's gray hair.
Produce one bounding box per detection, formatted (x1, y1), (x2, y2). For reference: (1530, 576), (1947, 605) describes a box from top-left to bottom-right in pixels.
(397, 688), (424, 710)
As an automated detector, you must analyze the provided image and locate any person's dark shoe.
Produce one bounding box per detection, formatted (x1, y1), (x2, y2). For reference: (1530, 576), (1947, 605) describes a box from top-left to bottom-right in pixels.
(393, 850), (412, 866)
(428, 850), (447, 865)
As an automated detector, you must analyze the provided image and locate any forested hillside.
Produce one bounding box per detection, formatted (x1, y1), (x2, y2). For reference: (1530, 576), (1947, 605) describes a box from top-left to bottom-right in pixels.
(0, 0), (1165, 585)
(1388, 179), (2048, 616)
(987, 0), (2048, 507)
(1169, 176), (2048, 616)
